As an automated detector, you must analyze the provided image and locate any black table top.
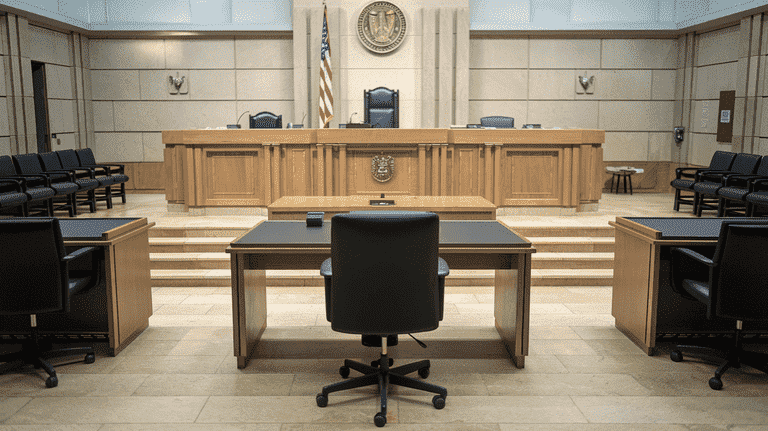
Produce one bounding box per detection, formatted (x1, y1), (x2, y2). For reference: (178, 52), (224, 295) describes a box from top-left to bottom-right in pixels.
(58, 218), (142, 240)
(623, 217), (768, 239)
(233, 220), (530, 248)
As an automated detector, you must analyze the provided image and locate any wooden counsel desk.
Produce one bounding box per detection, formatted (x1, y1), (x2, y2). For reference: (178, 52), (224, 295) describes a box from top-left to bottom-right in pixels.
(164, 128), (603, 212)
(227, 220), (534, 369)
(0, 218), (154, 356)
(267, 196), (496, 220)
(610, 217), (768, 355)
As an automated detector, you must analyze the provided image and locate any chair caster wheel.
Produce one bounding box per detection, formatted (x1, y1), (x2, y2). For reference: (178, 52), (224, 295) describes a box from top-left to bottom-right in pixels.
(339, 366), (350, 378)
(316, 393), (328, 407)
(709, 377), (723, 390)
(46, 376), (58, 388)
(670, 350), (683, 362)
(418, 367), (430, 379)
(374, 412), (387, 427)
(84, 353), (96, 364)
(432, 395), (445, 409)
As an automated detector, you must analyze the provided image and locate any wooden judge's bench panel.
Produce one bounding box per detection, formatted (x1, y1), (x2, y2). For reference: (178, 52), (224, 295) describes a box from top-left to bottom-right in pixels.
(163, 129), (604, 211)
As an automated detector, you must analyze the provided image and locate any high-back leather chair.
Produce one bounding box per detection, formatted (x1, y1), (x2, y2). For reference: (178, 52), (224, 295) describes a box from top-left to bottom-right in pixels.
(364, 87), (399, 128)
(480, 116), (514, 128)
(316, 211), (448, 427)
(669, 221), (768, 390)
(0, 155), (55, 216)
(671, 150), (736, 212)
(0, 218), (99, 388)
(75, 148), (129, 205)
(57, 149), (115, 210)
(249, 111), (282, 129)
(13, 153), (79, 216)
(693, 153), (762, 216)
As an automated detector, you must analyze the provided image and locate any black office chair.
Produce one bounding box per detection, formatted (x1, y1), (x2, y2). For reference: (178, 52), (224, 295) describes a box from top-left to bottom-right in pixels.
(249, 111), (282, 129)
(0, 218), (99, 388)
(669, 221), (768, 390)
(671, 151), (736, 212)
(364, 87), (399, 128)
(693, 153), (762, 216)
(316, 211), (448, 427)
(480, 116), (514, 128)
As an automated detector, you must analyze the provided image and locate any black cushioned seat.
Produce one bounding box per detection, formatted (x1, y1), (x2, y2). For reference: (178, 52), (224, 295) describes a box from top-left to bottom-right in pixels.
(716, 156), (768, 216)
(692, 153), (762, 217)
(0, 179), (28, 216)
(669, 221), (768, 390)
(75, 148), (129, 204)
(480, 116), (514, 128)
(13, 154), (79, 216)
(364, 87), (399, 128)
(249, 111), (282, 129)
(0, 155), (55, 216)
(671, 151), (736, 212)
(56, 150), (115, 210)
(745, 179), (768, 216)
(38, 152), (99, 214)
(316, 211), (448, 427)
(0, 218), (99, 388)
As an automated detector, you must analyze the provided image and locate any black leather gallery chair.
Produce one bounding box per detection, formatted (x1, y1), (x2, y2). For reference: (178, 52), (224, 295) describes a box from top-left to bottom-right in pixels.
(716, 156), (768, 216)
(364, 87), (399, 128)
(0, 155), (55, 217)
(249, 111), (282, 129)
(57, 150), (116, 210)
(746, 182), (768, 216)
(480, 116), (514, 128)
(671, 150), (736, 212)
(0, 218), (99, 388)
(693, 153), (762, 216)
(0, 178), (28, 217)
(316, 211), (448, 427)
(75, 148), (129, 205)
(12, 154), (79, 216)
(669, 221), (768, 390)
(38, 152), (100, 213)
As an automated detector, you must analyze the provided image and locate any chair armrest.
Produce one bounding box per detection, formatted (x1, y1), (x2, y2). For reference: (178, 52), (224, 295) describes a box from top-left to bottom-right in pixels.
(42, 169), (76, 181)
(83, 163), (125, 174)
(438, 257), (449, 278)
(675, 167), (701, 179)
(320, 258), (332, 277)
(672, 248), (714, 267)
(749, 178), (768, 192)
(670, 247), (714, 299)
(63, 246), (99, 263)
(697, 170), (733, 181)
(722, 174), (761, 186)
(66, 167), (97, 178)
(8, 174), (51, 187)
(0, 178), (24, 192)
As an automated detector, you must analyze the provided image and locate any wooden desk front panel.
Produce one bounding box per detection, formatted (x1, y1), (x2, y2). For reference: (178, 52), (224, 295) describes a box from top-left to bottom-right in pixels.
(502, 148), (563, 207)
(346, 146), (418, 196)
(201, 148), (265, 206)
(112, 228), (153, 348)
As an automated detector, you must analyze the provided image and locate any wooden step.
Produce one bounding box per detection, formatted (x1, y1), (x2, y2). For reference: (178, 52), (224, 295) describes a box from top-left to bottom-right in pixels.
(150, 226), (249, 238)
(525, 237), (614, 253)
(149, 237), (236, 253)
(508, 226), (615, 238)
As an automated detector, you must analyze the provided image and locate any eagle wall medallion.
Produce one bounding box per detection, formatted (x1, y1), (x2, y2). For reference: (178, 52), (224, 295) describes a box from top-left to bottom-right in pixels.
(357, 2), (407, 54)
(371, 154), (395, 182)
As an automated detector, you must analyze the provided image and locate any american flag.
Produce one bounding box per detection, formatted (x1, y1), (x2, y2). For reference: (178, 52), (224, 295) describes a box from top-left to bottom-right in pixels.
(319, 5), (333, 128)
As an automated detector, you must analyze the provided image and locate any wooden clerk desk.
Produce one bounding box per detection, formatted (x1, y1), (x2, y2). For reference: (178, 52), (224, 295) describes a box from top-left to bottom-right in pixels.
(610, 217), (768, 355)
(227, 219), (534, 369)
(0, 218), (154, 356)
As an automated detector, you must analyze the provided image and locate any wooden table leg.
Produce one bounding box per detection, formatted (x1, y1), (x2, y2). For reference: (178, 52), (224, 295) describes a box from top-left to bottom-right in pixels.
(494, 253), (531, 368)
(232, 254), (267, 369)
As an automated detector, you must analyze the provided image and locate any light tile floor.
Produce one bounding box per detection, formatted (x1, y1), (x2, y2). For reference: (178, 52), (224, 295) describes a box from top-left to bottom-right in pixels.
(2, 193), (768, 430)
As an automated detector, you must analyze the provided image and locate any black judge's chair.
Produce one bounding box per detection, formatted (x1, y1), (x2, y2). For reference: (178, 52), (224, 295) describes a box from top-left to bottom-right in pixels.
(669, 221), (768, 390)
(364, 87), (399, 128)
(0, 218), (100, 388)
(249, 111), (282, 129)
(480, 116), (514, 128)
(316, 211), (448, 427)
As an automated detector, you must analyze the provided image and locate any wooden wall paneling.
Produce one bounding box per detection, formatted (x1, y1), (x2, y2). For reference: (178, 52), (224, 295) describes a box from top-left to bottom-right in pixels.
(571, 146), (580, 207)
(440, 144), (448, 195)
(325, 144), (333, 196)
(418, 144), (426, 195)
(164, 147), (177, 201)
(194, 148), (204, 206)
(339, 145), (347, 196)
(484, 144), (492, 202)
(431, 145), (439, 195)
(133, 162), (165, 192)
(316, 144), (325, 196)
(183, 146), (195, 209)
(561, 147), (572, 207)
(284, 146), (311, 197)
(263, 143), (272, 205)
(272, 144), (281, 201)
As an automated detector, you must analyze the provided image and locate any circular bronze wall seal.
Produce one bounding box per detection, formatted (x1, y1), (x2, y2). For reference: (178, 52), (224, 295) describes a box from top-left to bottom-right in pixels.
(357, 2), (407, 54)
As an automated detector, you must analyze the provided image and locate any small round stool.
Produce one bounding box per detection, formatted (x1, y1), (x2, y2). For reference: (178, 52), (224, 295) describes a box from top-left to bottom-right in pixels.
(606, 167), (644, 194)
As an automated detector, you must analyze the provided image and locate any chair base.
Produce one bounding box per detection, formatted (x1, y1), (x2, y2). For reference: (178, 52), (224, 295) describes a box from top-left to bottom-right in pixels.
(317, 353), (447, 427)
(670, 328), (768, 390)
(0, 338), (95, 388)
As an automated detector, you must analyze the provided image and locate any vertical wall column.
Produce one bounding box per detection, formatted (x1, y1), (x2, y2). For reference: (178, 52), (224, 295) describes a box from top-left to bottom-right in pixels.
(293, 8), (309, 127)
(735, 13), (764, 154)
(454, 8), (469, 126)
(421, 8), (436, 128)
(3, 14), (34, 155)
(674, 32), (696, 165)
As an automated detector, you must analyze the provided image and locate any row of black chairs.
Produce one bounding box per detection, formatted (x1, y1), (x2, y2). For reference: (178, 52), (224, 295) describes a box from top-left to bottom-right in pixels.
(671, 151), (768, 217)
(0, 148), (128, 217)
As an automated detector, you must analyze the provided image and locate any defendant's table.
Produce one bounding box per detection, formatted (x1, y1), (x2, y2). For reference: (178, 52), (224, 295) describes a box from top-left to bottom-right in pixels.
(227, 220), (534, 369)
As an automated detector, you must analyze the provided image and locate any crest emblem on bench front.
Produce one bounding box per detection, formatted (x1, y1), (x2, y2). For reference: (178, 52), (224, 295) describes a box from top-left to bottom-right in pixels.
(371, 155), (395, 182)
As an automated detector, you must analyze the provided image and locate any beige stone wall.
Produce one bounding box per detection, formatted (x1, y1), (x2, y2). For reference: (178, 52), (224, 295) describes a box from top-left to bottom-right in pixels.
(468, 37), (678, 163)
(88, 37), (294, 163)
